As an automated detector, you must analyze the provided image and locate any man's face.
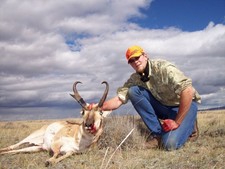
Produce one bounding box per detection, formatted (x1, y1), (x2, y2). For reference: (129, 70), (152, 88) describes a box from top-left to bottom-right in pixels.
(129, 54), (148, 73)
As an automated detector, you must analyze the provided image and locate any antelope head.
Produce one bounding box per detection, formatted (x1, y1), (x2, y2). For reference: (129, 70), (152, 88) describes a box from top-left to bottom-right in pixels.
(70, 81), (110, 134)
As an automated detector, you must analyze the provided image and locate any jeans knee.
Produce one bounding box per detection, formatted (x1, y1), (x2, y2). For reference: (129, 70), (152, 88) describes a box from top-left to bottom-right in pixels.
(162, 137), (180, 151)
(128, 86), (140, 99)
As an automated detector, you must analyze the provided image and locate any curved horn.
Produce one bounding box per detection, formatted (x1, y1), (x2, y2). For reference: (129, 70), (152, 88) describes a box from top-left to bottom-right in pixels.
(98, 81), (109, 107)
(70, 81), (87, 109)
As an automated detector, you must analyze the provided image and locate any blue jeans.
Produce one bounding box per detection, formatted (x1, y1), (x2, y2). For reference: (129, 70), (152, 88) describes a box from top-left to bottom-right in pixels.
(128, 86), (198, 150)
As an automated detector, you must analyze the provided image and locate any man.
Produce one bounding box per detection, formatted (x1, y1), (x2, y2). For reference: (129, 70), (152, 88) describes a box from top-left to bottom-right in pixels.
(102, 45), (201, 150)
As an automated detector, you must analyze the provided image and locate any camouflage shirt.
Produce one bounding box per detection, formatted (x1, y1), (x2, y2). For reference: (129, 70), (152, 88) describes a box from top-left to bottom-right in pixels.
(117, 59), (201, 106)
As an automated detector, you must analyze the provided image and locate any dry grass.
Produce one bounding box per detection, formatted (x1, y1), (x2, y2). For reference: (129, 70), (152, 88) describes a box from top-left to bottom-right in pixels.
(0, 110), (225, 169)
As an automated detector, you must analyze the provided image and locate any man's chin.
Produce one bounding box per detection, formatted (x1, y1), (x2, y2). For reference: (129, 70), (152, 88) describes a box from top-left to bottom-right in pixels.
(136, 68), (144, 73)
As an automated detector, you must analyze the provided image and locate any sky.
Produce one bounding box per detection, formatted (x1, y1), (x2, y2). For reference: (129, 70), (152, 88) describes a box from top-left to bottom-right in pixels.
(0, 0), (225, 121)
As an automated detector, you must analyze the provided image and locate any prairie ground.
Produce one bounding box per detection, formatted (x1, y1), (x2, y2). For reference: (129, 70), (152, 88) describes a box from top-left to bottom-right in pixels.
(0, 110), (225, 169)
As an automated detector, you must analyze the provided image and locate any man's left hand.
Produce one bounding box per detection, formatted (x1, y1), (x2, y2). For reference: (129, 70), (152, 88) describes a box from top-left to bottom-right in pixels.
(162, 119), (179, 132)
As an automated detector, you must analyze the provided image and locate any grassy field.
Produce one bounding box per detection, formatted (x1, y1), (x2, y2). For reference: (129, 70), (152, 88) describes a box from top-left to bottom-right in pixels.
(0, 110), (225, 169)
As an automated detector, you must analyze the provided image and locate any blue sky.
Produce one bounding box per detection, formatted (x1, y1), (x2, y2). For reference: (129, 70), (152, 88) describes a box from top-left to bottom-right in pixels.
(137, 0), (225, 31)
(0, 0), (225, 121)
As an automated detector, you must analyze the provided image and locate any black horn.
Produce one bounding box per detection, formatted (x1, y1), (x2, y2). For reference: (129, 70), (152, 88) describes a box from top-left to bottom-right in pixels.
(70, 81), (87, 109)
(98, 81), (109, 108)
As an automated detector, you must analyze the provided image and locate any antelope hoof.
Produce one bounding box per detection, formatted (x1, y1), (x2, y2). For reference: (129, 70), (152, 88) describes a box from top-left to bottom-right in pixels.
(45, 161), (51, 167)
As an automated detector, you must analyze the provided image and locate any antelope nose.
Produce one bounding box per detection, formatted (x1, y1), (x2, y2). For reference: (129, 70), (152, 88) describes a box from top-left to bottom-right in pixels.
(85, 123), (92, 128)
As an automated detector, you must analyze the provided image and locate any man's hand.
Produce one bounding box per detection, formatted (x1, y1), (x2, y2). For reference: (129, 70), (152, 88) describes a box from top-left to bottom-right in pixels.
(87, 103), (97, 110)
(162, 119), (179, 132)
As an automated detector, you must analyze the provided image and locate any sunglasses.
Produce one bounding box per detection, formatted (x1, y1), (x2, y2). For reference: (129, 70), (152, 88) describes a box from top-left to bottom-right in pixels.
(128, 55), (142, 64)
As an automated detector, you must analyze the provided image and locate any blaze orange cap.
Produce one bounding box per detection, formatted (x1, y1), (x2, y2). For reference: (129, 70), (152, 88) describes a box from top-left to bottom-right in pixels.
(126, 45), (144, 63)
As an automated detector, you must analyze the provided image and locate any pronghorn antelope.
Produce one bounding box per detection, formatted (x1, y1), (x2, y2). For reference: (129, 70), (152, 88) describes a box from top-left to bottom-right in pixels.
(0, 81), (111, 166)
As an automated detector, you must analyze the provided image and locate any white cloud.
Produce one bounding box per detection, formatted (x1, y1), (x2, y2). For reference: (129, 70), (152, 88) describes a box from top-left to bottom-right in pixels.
(0, 0), (224, 120)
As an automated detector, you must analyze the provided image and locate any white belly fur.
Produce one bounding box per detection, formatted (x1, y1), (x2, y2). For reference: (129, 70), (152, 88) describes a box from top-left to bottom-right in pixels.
(42, 122), (65, 150)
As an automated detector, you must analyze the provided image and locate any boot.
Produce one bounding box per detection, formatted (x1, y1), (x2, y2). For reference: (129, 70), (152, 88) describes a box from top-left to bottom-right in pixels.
(188, 119), (199, 142)
(144, 135), (162, 149)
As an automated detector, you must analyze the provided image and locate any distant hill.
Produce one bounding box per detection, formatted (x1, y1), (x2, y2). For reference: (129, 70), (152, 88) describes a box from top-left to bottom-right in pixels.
(199, 106), (225, 111)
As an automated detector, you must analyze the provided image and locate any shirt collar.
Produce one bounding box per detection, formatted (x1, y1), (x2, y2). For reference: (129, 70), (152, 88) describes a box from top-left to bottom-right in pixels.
(147, 60), (152, 77)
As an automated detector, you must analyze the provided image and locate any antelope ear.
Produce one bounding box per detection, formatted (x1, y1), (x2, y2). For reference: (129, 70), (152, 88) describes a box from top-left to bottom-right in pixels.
(80, 110), (85, 115)
(70, 94), (75, 98)
(101, 110), (112, 118)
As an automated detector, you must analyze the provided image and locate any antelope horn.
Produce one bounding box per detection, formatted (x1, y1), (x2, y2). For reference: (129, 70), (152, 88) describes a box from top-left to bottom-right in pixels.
(70, 81), (87, 109)
(98, 81), (109, 108)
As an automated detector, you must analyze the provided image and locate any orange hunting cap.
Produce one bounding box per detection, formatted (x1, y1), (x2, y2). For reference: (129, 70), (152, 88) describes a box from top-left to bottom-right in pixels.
(126, 45), (144, 63)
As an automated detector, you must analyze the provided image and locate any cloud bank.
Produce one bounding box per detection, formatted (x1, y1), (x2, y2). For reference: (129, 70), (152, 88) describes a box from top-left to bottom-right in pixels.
(0, 0), (225, 120)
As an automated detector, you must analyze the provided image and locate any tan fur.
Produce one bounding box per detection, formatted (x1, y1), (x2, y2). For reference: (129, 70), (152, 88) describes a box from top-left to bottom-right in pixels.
(0, 104), (111, 166)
